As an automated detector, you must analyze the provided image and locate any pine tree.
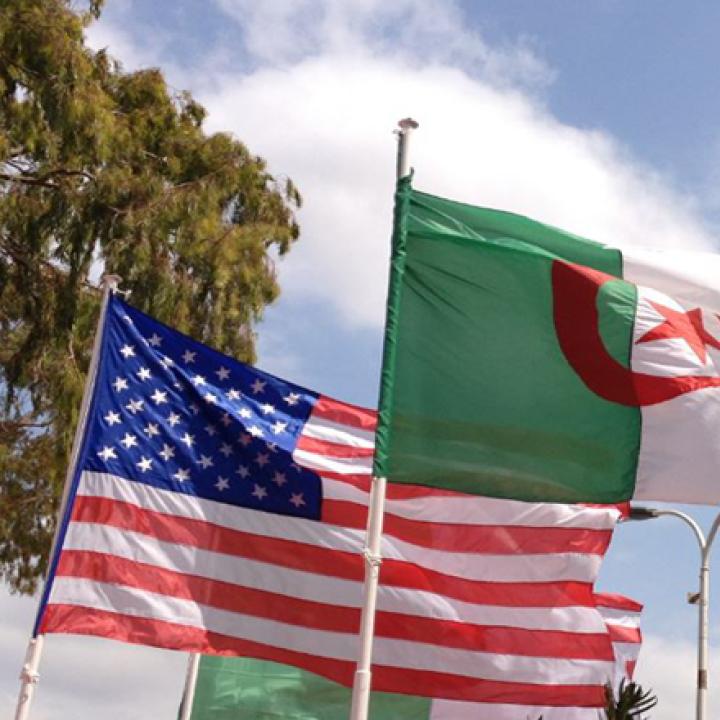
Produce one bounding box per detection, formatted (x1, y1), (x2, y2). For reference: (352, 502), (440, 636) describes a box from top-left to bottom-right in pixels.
(0, 0), (301, 592)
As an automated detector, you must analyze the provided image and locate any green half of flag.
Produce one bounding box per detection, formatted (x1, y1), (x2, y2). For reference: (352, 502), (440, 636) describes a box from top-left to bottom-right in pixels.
(373, 176), (641, 503)
(189, 656), (430, 720)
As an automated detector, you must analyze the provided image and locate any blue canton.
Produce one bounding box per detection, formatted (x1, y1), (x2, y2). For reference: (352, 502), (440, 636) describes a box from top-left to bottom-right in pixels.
(80, 295), (322, 520)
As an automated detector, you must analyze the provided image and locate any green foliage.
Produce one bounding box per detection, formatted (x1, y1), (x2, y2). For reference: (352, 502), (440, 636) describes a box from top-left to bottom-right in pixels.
(0, 0), (301, 592)
(604, 680), (658, 719)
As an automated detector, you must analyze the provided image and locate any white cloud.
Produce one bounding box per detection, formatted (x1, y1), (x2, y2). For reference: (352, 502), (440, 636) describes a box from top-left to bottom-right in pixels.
(81, 0), (716, 330)
(198, 53), (713, 328)
(634, 634), (720, 719)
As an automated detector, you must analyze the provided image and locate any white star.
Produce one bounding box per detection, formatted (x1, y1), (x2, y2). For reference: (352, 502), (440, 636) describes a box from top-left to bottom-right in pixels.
(191, 374), (206, 386)
(239, 407), (252, 419)
(220, 412), (232, 427)
(290, 462), (302, 472)
(160, 355), (174, 368)
(182, 349), (196, 364)
(215, 366), (230, 381)
(238, 433), (252, 447)
(112, 376), (129, 392)
(219, 443), (233, 457)
(250, 378), (266, 394)
(289, 493), (305, 508)
(260, 403), (275, 415)
(147, 333), (162, 347)
(284, 392), (300, 406)
(255, 452), (269, 468)
(167, 412), (182, 427)
(215, 476), (230, 492)
(203, 392), (217, 405)
(189, 403), (199, 415)
(226, 388), (241, 401)
(136, 456), (153, 472)
(252, 484), (268, 500)
(120, 433), (138, 449)
(159, 443), (175, 461)
(272, 421), (287, 435)
(266, 442), (278, 453)
(104, 410), (122, 426)
(272, 472), (287, 487)
(144, 423), (160, 437)
(126, 398), (144, 414)
(204, 424), (217, 436)
(181, 432), (195, 448)
(150, 389), (168, 405)
(249, 425), (263, 438)
(137, 367), (152, 381)
(97, 446), (117, 461)
(122, 314), (133, 324)
(120, 344), (135, 359)
(197, 454), (214, 469)
(174, 468), (190, 482)
(236, 465), (250, 478)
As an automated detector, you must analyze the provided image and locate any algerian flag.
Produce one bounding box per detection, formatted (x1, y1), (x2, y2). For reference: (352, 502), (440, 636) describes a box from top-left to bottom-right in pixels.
(374, 177), (720, 504)
(188, 656), (601, 720)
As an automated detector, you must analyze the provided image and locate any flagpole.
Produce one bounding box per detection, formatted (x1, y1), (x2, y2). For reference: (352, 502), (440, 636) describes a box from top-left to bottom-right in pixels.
(347, 118), (418, 720)
(178, 652), (201, 720)
(14, 274), (121, 720)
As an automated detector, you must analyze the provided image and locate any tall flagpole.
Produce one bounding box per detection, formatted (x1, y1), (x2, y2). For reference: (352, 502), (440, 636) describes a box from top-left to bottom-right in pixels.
(14, 274), (121, 720)
(348, 118), (418, 720)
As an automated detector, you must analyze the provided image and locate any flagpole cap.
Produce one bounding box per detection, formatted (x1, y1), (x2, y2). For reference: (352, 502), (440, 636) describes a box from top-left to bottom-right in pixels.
(398, 118), (419, 132)
(100, 274), (123, 293)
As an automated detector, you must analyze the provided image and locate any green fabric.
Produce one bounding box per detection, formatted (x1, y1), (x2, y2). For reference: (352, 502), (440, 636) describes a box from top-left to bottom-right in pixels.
(189, 656), (431, 720)
(373, 179), (641, 503)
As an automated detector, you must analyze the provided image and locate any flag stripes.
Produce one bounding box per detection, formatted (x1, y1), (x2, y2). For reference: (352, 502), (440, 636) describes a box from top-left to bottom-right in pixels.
(41, 393), (622, 711)
(595, 592), (643, 681)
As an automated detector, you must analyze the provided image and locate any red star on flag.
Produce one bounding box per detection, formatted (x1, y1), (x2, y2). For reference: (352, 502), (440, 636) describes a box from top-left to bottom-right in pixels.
(636, 302), (720, 363)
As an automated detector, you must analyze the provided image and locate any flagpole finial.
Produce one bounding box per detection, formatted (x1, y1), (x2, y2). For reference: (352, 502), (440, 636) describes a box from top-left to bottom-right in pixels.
(100, 274), (123, 293)
(398, 118), (419, 131)
(396, 119), (419, 180)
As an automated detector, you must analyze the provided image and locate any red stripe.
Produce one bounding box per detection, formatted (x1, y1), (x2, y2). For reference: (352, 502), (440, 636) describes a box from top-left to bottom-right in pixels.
(323, 499), (613, 555)
(70, 496), (597, 607)
(54, 550), (613, 659)
(606, 625), (642, 644)
(40, 605), (606, 706)
(594, 592), (643, 612)
(626, 660), (637, 678)
(312, 395), (377, 432)
(296, 435), (375, 458)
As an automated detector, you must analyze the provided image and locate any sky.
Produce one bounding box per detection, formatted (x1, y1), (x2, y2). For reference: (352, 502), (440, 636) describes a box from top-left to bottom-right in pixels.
(5, 1), (720, 717)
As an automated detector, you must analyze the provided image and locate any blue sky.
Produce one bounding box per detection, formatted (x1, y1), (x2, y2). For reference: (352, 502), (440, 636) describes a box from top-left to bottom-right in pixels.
(4, 2), (720, 718)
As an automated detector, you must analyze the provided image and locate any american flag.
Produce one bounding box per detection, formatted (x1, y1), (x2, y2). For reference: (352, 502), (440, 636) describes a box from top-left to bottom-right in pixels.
(595, 593), (643, 685)
(38, 294), (625, 718)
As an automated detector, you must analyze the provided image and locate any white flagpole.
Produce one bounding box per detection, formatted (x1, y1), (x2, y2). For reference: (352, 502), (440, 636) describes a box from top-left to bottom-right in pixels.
(348, 118), (418, 720)
(178, 653), (201, 720)
(14, 274), (121, 720)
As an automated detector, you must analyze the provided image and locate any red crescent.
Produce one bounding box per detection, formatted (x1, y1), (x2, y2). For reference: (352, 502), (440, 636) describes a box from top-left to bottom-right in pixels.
(551, 260), (720, 407)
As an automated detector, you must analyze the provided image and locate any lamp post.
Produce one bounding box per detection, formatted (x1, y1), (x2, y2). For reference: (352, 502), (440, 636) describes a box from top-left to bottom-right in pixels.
(628, 506), (720, 720)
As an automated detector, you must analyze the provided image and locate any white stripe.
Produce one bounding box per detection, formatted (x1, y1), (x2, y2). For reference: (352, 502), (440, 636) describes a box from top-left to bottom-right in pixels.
(429, 698), (601, 720)
(292, 448), (373, 474)
(595, 606), (642, 624)
(77, 472), (602, 582)
(323, 476), (620, 529)
(59, 522), (608, 633)
(48, 577), (614, 684)
(301, 415), (375, 448)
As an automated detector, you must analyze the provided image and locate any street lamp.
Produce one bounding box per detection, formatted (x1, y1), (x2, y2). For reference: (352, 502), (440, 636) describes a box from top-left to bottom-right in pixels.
(627, 505), (720, 720)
